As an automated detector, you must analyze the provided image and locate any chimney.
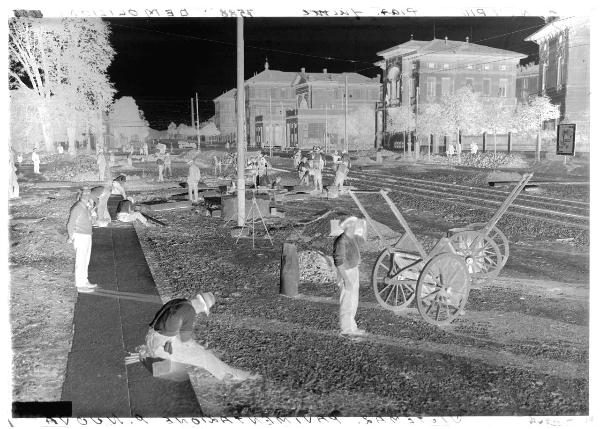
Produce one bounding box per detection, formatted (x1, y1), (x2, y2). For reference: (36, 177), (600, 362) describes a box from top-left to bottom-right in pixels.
(444, 36), (448, 44)
(301, 67), (306, 73)
(323, 68), (327, 74)
(466, 36), (469, 44)
(410, 33), (414, 40)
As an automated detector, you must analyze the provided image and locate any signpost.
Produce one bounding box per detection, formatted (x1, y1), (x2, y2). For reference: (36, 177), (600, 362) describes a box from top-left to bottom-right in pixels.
(556, 123), (576, 156)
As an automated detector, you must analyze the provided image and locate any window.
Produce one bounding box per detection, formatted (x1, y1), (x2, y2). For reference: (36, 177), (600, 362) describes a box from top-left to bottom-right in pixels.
(484, 65), (490, 70)
(542, 63), (548, 91)
(427, 77), (436, 96)
(441, 77), (452, 96)
(443, 63), (449, 69)
(482, 79), (491, 96)
(500, 65), (507, 71)
(465, 78), (474, 89)
(557, 56), (563, 86)
(498, 79), (508, 97)
(411, 62), (417, 70)
(523, 79), (528, 89)
(428, 62), (435, 69)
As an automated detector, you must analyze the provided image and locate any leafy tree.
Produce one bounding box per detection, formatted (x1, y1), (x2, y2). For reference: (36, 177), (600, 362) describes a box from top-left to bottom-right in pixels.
(386, 106), (415, 155)
(513, 95), (560, 161)
(416, 103), (448, 158)
(440, 86), (485, 162)
(482, 103), (515, 153)
(329, 105), (376, 151)
(108, 97), (149, 147)
(9, 18), (115, 153)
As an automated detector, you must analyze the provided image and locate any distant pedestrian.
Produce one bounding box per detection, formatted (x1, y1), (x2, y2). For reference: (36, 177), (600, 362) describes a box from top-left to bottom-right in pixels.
(156, 156), (165, 182)
(446, 144), (456, 156)
(470, 142), (479, 155)
(293, 149), (302, 169)
(333, 216), (366, 337)
(32, 148), (40, 174)
(17, 153), (23, 166)
(333, 161), (349, 193)
(187, 160), (201, 202)
(141, 292), (259, 382)
(57, 144), (64, 155)
(66, 187), (97, 293)
(97, 150), (107, 181)
(164, 152), (172, 177)
(109, 151), (115, 167)
(297, 157), (310, 186)
(331, 150), (340, 165)
(127, 152), (133, 167)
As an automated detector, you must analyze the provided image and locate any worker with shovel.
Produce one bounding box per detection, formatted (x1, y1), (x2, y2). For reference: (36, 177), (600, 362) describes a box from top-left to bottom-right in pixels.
(132, 292), (259, 383)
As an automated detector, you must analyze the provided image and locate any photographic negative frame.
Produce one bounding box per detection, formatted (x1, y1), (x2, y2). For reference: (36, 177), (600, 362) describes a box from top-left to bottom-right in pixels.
(556, 123), (576, 156)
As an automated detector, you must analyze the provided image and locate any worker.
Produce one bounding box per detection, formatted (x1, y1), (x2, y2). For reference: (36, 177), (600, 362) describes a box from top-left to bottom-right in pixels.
(66, 187), (97, 293)
(32, 148), (40, 174)
(17, 153), (23, 167)
(312, 149), (324, 193)
(446, 144), (456, 156)
(126, 151), (133, 167)
(333, 160), (349, 193)
(57, 144), (64, 155)
(470, 142), (479, 155)
(90, 185), (112, 226)
(156, 154), (165, 182)
(9, 150), (19, 199)
(111, 175), (129, 200)
(341, 151), (351, 168)
(293, 149), (302, 169)
(333, 216), (366, 336)
(297, 156), (310, 186)
(116, 199), (149, 226)
(331, 150), (340, 165)
(142, 141), (149, 157)
(164, 152), (172, 177)
(109, 150), (115, 167)
(141, 292), (259, 382)
(187, 159), (201, 203)
(97, 150), (107, 181)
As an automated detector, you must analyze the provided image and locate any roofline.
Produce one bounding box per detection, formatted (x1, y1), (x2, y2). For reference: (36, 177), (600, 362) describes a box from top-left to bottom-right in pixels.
(525, 17), (588, 43)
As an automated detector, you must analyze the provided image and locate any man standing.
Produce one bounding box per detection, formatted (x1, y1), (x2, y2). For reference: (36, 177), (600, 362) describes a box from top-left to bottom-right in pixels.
(297, 156), (310, 186)
(312, 148), (324, 193)
(333, 216), (366, 336)
(333, 161), (349, 193)
(143, 141), (149, 157)
(32, 148), (40, 174)
(187, 160), (201, 202)
(164, 152), (172, 177)
(97, 150), (107, 181)
(156, 154), (165, 183)
(66, 187), (97, 293)
(143, 292), (258, 382)
(293, 149), (302, 169)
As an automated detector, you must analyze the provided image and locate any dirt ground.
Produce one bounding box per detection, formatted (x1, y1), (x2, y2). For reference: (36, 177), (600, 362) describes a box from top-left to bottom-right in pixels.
(8, 152), (589, 416)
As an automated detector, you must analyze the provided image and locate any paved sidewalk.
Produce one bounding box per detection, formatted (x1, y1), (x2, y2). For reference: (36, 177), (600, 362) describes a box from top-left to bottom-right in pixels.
(61, 196), (203, 417)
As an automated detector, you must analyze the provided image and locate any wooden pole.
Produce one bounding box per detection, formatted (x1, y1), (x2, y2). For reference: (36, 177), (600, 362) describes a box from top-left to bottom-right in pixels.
(344, 74), (348, 152)
(415, 86), (419, 159)
(196, 93), (201, 151)
(236, 17), (246, 227)
(190, 97), (194, 130)
(281, 101), (286, 149)
(269, 92), (273, 157)
(325, 104), (328, 153)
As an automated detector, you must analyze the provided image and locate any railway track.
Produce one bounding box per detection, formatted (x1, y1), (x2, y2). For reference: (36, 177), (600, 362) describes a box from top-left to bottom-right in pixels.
(281, 165), (589, 229)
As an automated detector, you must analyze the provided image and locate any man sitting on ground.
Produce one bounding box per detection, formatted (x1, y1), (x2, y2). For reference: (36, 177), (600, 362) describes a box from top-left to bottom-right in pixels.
(142, 292), (259, 382)
(116, 199), (149, 226)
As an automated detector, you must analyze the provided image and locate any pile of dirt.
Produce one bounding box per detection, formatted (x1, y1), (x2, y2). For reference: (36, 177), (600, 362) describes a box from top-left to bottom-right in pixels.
(428, 153), (529, 169)
(43, 154), (100, 181)
(298, 250), (337, 284)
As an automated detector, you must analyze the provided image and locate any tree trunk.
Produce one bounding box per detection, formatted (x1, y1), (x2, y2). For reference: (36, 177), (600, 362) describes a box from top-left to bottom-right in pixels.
(536, 130), (541, 162)
(457, 131), (462, 163)
(494, 132), (497, 154)
(67, 126), (77, 156)
(37, 104), (54, 152)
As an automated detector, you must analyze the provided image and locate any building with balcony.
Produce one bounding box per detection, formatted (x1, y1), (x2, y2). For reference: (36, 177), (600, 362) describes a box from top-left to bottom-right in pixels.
(375, 36), (527, 149)
(525, 16), (590, 153)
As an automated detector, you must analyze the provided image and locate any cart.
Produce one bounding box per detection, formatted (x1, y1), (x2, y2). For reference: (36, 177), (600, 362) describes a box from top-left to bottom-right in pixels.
(347, 173), (532, 326)
(446, 173), (533, 280)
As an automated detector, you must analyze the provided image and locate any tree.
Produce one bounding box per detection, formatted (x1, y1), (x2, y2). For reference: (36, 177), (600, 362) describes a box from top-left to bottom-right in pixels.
(9, 18), (115, 153)
(440, 86), (485, 162)
(482, 103), (515, 153)
(108, 97), (150, 147)
(329, 105), (376, 151)
(514, 95), (560, 161)
(386, 106), (415, 156)
(416, 103), (447, 158)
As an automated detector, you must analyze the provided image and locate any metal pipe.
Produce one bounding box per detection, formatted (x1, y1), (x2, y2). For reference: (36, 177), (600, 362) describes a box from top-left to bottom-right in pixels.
(236, 17), (246, 227)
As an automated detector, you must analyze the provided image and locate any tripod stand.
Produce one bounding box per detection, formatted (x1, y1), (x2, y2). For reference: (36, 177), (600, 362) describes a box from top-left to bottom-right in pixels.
(234, 190), (273, 249)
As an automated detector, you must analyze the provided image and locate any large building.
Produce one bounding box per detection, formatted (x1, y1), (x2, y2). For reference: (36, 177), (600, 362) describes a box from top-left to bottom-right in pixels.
(525, 16), (590, 153)
(375, 36), (527, 149)
(213, 61), (380, 150)
(516, 63), (539, 104)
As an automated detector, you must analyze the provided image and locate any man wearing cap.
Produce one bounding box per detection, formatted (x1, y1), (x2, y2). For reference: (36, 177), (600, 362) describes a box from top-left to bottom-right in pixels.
(333, 216), (366, 336)
(187, 159), (201, 202)
(66, 188), (97, 293)
(145, 292), (258, 382)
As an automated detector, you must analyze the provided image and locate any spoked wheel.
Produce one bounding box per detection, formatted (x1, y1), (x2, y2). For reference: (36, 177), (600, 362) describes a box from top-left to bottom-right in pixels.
(372, 248), (422, 312)
(448, 230), (503, 279)
(415, 253), (471, 326)
(466, 223), (510, 270)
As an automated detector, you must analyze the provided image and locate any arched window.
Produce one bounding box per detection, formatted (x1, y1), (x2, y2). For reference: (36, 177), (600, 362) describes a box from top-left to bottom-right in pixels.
(387, 67), (400, 101)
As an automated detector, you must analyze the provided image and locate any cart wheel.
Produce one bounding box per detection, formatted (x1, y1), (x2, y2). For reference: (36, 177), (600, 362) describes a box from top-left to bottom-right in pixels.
(372, 249), (422, 311)
(416, 253), (470, 326)
(448, 230), (503, 279)
(467, 223), (510, 270)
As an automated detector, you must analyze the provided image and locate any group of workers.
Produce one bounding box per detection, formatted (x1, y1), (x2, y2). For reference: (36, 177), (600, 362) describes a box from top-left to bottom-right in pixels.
(446, 142), (479, 157)
(295, 147), (350, 194)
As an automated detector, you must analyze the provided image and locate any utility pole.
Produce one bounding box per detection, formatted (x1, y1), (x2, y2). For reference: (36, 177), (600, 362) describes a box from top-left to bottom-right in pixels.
(325, 104), (328, 153)
(190, 97), (194, 131)
(281, 101), (285, 149)
(196, 92), (201, 152)
(269, 92), (273, 157)
(415, 86), (419, 159)
(236, 17), (246, 227)
(344, 74), (348, 152)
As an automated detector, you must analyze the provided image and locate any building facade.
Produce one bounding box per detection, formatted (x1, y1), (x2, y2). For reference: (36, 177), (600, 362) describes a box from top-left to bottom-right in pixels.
(213, 89), (237, 142)
(376, 37), (526, 149)
(515, 63), (539, 104)
(525, 16), (590, 153)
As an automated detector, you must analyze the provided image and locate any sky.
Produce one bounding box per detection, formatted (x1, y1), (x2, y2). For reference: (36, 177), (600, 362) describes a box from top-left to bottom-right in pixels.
(104, 16), (546, 130)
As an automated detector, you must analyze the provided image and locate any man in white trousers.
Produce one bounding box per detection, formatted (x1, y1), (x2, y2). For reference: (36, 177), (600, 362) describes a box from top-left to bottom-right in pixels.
(143, 292), (258, 382)
(333, 216), (366, 336)
(66, 187), (97, 293)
